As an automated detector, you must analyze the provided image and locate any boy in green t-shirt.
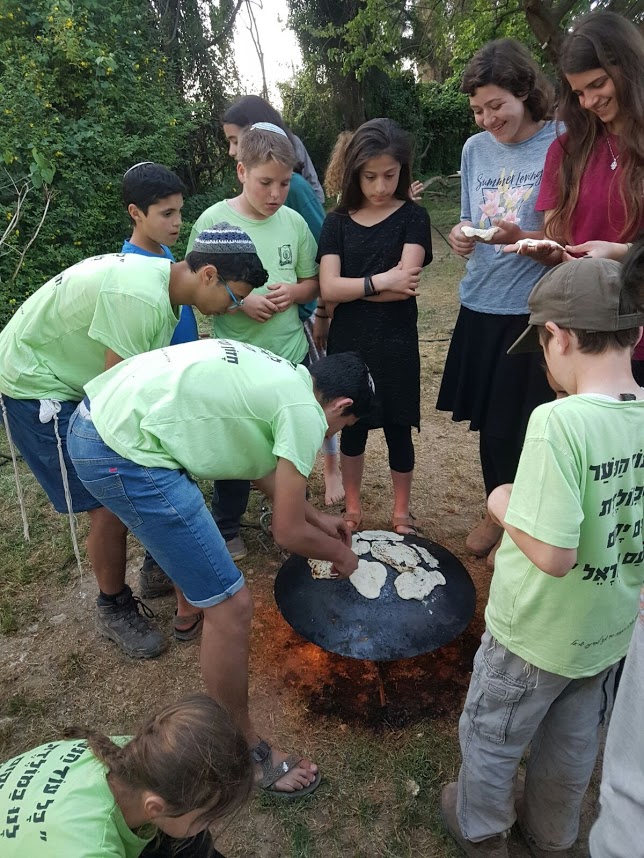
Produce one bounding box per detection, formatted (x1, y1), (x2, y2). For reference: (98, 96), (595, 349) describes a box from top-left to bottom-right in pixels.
(440, 254), (644, 857)
(187, 125), (319, 560)
(0, 225), (267, 661)
(67, 344), (374, 798)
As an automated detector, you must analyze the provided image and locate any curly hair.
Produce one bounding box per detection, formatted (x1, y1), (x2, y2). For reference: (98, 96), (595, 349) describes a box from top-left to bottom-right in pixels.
(324, 131), (354, 201)
(460, 39), (554, 123)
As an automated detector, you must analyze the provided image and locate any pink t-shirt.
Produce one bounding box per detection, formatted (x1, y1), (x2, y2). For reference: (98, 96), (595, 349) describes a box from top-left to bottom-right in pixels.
(536, 132), (644, 360)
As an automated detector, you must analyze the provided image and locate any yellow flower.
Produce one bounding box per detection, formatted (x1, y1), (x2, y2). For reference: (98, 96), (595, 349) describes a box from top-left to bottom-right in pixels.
(64, 18), (73, 28)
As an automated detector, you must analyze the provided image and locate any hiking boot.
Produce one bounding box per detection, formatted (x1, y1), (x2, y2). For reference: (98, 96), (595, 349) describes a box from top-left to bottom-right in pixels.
(440, 783), (509, 857)
(96, 586), (167, 659)
(225, 534), (248, 561)
(139, 555), (174, 599)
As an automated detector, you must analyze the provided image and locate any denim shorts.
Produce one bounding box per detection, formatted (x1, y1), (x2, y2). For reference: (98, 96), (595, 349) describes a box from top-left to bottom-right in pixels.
(67, 407), (244, 608)
(1, 394), (101, 513)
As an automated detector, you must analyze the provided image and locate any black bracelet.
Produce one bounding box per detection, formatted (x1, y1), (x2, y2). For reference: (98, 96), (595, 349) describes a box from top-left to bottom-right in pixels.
(363, 275), (376, 297)
(316, 313), (329, 319)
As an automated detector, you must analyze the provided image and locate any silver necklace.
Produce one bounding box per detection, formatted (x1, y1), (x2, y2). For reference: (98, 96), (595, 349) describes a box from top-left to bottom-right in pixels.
(606, 136), (619, 171)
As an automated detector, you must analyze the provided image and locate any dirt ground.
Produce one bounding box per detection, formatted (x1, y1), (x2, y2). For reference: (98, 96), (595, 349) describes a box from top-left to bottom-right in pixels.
(0, 208), (602, 856)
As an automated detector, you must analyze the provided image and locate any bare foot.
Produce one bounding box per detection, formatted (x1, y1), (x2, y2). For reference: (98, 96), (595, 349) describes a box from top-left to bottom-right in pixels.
(324, 458), (345, 506)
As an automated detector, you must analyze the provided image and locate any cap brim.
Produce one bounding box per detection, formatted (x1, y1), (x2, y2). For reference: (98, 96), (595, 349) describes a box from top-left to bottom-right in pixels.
(507, 324), (541, 355)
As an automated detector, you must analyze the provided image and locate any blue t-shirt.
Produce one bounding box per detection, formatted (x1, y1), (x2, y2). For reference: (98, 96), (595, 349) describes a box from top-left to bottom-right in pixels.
(285, 174), (324, 322)
(120, 239), (198, 344)
(458, 121), (557, 315)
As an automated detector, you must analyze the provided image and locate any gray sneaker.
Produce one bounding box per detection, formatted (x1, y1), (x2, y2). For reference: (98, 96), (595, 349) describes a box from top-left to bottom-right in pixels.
(139, 555), (174, 599)
(96, 586), (167, 659)
(225, 534), (248, 561)
(440, 783), (509, 857)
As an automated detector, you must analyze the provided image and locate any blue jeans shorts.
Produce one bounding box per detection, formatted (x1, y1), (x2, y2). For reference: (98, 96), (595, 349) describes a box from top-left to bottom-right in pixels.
(1, 394), (100, 513)
(67, 406), (244, 608)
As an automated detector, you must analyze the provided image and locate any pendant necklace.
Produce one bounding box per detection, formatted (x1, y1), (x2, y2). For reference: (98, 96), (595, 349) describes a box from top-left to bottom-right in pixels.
(606, 136), (619, 171)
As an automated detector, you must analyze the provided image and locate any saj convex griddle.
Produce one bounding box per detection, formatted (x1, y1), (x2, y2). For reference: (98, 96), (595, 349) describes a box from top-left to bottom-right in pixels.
(274, 532), (476, 662)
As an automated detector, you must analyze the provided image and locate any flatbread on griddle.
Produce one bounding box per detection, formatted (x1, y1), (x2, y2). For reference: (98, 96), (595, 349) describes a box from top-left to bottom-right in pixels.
(351, 536), (372, 556)
(358, 530), (404, 542)
(415, 545), (439, 568)
(349, 560), (388, 599)
(394, 568), (446, 601)
(308, 559), (335, 579)
(370, 541), (421, 573)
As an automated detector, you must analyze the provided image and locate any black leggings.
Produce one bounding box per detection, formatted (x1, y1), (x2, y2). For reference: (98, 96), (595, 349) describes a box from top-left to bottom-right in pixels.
(479, 432), (524, 497)
(340, 424), (414, 473)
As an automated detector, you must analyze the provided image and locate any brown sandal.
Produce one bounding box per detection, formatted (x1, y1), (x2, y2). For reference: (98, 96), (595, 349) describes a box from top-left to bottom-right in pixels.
(251, 739), (322, 799)
(392, 513), (419, 536)
(173, 610), (203, 642)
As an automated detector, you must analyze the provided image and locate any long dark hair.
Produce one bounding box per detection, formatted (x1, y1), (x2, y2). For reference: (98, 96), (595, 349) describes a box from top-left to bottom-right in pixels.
(65, 694), (254, 829)
(337, 118), (413, 213)
(222, 95), (303, 168)
(547, 12), (644, 243)
(460, 38), (554, 122)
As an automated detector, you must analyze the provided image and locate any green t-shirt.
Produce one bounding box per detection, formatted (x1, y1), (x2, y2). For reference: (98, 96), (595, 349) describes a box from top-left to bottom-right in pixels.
(187, 200), (318, 364)
(85, 339), (328, 479)
(0, 738), (153, 857)
(486, 394), (644, 679)
(0, 254), (179, 401)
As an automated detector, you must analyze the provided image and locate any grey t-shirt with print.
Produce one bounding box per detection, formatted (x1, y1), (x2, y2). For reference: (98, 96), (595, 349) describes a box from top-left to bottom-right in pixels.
(458, 121), (557, 315)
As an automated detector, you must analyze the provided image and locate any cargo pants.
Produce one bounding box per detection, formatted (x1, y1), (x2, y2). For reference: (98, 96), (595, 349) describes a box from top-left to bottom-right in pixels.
(457, 629), (618, 851)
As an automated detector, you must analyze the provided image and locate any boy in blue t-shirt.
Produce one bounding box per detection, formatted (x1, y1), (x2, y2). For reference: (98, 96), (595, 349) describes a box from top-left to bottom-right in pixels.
(120, 162), (200, 614)
(121, 161), (198, 343)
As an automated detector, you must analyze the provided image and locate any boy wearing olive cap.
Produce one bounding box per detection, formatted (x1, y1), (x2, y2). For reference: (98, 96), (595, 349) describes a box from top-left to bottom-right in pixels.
(441, 253), (644, 857)
(0, 224), (267, 659)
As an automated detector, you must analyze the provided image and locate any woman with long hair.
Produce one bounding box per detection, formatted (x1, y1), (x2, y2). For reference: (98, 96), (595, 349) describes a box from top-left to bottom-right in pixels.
(516, 12), (644, 382)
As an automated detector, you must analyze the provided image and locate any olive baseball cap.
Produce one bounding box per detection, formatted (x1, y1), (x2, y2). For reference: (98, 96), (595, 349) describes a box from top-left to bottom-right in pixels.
(508, 257), (644, 355)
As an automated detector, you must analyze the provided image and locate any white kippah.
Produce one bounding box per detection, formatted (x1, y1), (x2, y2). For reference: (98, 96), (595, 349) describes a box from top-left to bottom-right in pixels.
(250, 122), (288, 137)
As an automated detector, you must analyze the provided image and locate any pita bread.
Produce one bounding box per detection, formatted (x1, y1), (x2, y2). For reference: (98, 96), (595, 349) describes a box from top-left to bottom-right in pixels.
(394, 568), (446, 601)
(370, 541), (421, 573)
(515, 238), (564, 252)
(351, 537), (371, 556)
(461, 225), (501, 242)
(308, 559), (335, 580)
(349, 560), (388, 599)
(358, 530), (404, 542)
(415, 545), (439, 568)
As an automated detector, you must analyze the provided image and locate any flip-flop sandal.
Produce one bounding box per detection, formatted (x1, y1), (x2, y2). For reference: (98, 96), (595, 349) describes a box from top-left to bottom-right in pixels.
(342, 510), (363, 533)
(251, 739), (321, 800)
(173, 610), (203, 642)
(392, 513), (420, 536)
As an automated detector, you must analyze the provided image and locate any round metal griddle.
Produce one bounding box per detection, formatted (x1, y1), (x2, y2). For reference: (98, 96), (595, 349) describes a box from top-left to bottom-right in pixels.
(274, 533), (476, 661)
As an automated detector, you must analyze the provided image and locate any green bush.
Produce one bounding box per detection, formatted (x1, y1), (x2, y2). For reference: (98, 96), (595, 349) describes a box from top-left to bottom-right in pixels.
(0, 0), (190, 328)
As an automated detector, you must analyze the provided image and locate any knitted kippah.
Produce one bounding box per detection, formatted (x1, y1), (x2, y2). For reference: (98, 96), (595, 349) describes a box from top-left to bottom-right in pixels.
(250, 122), (288, 137)
(192, 223), (257, 255)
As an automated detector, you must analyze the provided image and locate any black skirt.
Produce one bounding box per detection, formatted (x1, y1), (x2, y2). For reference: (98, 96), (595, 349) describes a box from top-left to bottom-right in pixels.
(436, 305), (553, 440)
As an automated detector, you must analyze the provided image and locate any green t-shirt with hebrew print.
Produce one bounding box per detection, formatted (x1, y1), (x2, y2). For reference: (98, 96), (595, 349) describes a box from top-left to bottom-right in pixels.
(0, 254), (179, 401)
(187, 200), (318, 364)
(486, 394), (644, 679)
(85, 339), (328, 480)
(0, 737), (153, 857)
